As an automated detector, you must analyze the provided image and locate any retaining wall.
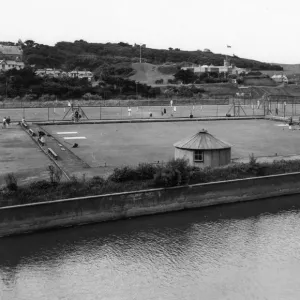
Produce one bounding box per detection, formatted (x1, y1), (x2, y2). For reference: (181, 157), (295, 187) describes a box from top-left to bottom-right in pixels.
(1, 172), (300, 237)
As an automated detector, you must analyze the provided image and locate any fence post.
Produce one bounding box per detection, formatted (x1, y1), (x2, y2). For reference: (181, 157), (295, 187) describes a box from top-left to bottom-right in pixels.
(100, 105), (101, 120)
(48, 107), (49, 121)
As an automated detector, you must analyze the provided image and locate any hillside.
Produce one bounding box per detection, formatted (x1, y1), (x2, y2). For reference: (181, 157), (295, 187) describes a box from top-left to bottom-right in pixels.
(16, 40), (283, 73)
(130, 63), (176, 84)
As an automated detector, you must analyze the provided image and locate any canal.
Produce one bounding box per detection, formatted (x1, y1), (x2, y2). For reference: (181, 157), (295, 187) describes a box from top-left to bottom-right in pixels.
(1, 195), (300, 300)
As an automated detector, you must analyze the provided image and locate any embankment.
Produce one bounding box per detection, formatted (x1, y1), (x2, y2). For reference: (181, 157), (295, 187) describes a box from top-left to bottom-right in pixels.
(1, 172), (300, 237)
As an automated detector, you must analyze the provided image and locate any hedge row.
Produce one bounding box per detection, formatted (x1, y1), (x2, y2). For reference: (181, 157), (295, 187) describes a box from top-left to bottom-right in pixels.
(2, 157), (300, 207)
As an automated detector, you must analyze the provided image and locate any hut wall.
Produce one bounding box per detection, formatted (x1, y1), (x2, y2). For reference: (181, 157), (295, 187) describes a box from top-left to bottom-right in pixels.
(174, 148), (194, 165)
(175, 148), (231, 168)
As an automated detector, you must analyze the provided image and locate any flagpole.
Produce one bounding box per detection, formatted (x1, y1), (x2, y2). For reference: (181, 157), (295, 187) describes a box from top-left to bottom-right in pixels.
(140, 44), (142, 63)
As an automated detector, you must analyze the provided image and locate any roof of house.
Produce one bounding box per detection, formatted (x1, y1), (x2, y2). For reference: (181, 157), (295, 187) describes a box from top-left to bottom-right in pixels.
(272, 74), (287, 78)
(5, 60), (24, 65)
(173, 129), (231, 150)
(0, 45), (23, 55)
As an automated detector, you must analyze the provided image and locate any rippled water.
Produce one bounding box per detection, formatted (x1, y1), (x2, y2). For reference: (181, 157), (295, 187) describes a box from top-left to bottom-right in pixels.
(1, 196), (300, 300)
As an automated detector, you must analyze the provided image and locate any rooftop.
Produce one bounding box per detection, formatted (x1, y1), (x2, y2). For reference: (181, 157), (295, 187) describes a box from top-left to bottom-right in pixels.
(174, 129), (231, 150)
(0, 45), (23, 55)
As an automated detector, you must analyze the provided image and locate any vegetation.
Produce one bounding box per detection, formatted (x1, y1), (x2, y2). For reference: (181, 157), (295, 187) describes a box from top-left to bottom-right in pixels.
(0, 67), (154, 100)
(3, 39), (283, 72)
(1, 157), (300, 207)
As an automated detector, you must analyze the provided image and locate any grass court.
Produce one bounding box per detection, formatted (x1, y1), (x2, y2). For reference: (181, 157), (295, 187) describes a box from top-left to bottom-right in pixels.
(43, 119), (300, 169)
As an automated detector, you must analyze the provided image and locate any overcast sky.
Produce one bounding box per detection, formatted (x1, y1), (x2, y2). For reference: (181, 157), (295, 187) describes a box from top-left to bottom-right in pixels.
(1, 0), (299, 64)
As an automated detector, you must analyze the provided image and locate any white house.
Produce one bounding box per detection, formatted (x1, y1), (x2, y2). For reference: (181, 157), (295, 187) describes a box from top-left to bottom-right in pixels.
(181, 59), (246, 75)
(35, 68), (62, 77)
(0, 60), (25, 71)
(68, 70), (93, 81)
(271, 74), (288, 84)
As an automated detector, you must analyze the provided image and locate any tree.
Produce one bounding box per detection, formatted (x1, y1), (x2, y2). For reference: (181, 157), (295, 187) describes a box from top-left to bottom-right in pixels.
(174, 69), (197, 84)
(24, 40), (36, 48)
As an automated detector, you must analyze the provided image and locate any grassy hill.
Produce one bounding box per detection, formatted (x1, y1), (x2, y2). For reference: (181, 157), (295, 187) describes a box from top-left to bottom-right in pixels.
(130, 63), (176, 84)
(17, 40), (283, 73)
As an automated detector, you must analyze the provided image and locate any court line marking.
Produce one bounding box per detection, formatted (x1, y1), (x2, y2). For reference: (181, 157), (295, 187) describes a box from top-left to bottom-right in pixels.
(63, 137), (86, 140)
(57, 132), (78, 134)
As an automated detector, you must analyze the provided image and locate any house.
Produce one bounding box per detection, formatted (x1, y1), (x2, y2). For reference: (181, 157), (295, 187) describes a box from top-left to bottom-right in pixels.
(271, 74), (289, 84)
(68, 70), (93, 81)
(35, 68), (62, 78)
(181, 58), (247, 75)
(0, 45), (23, 61)
(173, 129), (231, 168)
(0, 60), (25, 71)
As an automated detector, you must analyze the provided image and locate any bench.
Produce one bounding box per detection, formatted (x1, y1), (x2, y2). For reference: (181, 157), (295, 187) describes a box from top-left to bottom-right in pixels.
(29, 129), (36, 136)
(48, 148), (58, 160)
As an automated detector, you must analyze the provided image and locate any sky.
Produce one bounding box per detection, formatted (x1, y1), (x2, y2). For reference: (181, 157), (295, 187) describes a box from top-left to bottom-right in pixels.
(1, 0), (300, 64)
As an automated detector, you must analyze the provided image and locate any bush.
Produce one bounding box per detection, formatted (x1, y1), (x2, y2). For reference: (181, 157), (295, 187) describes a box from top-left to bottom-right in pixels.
(48, 165), (63, 184)
(29, 180), (53, 190)
(82, 93), (102, 100)
(153, 158), (192, 187)
(136, 163), (158, 180)
(109, 163), (159, 182)
(4, 173), (18, 191)
(109, 166), (137, 182)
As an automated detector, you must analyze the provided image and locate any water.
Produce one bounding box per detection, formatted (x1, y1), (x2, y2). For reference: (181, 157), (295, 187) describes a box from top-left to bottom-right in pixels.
(1, 196), (300, 300)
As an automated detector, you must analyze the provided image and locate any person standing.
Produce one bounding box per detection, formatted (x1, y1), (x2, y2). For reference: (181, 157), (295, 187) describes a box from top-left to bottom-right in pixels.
(170, 99), (173, 107)
(128, 107), (132, 117)
(2, 117), (6, 129)
(6, 116), (10, 127)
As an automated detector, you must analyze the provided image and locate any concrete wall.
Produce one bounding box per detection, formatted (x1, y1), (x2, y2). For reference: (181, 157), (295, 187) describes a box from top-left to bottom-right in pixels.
(1, 172), (300, 237)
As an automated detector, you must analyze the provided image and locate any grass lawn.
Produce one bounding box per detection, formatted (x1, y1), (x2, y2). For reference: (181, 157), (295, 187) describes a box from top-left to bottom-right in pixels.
(0, 125), (53, 186)
(43, 119), (300, 169)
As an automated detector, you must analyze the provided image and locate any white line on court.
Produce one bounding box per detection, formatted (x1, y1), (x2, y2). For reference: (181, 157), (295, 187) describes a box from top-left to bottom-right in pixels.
(63, 137), (86, 140)
(275, 124), (288, 127)
(57, 132), (78, 134)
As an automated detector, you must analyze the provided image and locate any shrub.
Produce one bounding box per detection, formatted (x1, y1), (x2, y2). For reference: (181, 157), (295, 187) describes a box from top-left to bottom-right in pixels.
(88, 176), (105, 187)
(136, 163), (158, 180)
(153, 158), (192, 187)
(29, 180), (53, 190)
(4, 173), (18, 191)
(48, 165), (63, 184)
(109, 166), (137, 182)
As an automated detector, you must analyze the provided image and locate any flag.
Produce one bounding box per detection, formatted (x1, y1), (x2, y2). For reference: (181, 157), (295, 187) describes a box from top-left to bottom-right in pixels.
(227, 45), (231, 48)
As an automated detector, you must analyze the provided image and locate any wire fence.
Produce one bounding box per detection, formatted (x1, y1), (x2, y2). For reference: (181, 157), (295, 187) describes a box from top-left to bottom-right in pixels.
(3, 97), (300, 122)
(0, 103), (266, 122)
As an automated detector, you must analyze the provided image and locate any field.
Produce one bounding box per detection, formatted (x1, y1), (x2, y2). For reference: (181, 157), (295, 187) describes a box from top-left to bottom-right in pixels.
(0, 125), (53, 186)
(43, 120), (300, 171)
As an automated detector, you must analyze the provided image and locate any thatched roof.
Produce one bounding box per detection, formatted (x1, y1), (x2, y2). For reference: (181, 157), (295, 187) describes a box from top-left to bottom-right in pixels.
(174, 129), (231, 150)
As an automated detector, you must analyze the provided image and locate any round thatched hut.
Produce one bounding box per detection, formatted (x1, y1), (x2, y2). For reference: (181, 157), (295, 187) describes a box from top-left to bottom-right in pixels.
(173, 129), (231, 168)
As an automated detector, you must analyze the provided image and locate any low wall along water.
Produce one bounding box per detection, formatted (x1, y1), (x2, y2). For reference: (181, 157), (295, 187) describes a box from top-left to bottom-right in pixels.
(1, 172), (300, 237)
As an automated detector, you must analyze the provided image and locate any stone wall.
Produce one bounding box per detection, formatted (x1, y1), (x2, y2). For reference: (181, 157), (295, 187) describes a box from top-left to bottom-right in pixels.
(1, 172), (300, 237)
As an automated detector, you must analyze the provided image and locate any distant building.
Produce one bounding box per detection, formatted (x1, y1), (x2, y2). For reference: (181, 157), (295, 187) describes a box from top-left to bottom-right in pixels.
(35, 68), (64, 78)
(0, 45), (23, 61)
(0, 59), (24, 71)
(181, 58), (246, 75)
(173, 129), (231, 168)
(68, 70), (93, 81)
(271, 74), (288, 84)
(35, 68), (94, 81)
